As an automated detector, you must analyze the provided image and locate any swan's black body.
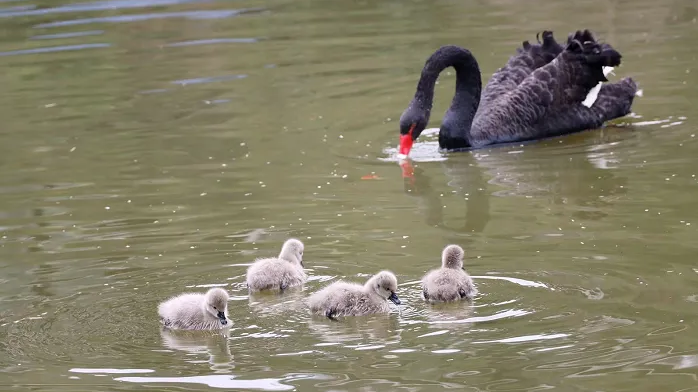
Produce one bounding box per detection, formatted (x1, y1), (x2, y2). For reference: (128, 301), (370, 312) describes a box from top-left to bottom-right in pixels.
(399, 30), (638, 151)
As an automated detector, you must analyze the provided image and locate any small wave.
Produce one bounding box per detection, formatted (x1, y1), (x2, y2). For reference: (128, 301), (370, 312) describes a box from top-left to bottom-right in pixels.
(171, 74), (247, 86)
(0, 43), (109, 57)
(1, 0), (212, 18)
(432, 348), (460, 354)
(417, 330), (449, 338)
(34, 8), (264, 28)
(70, 368), (155, 374)
(353, 344), (386, 351)
(137, 88), (168, 94)
(114, 374), (295, 391)
(389, 348), (416, 353)
(31, 30), (103, 40)
(472, 275), (550, 289)
(274, 350), (315, 357)
(632, 116), (686, 128)
(429, 309), (531, 325)
(473, 333), (569, 344)
(165, 38), (259, 47)
(0, 4), (36, 13)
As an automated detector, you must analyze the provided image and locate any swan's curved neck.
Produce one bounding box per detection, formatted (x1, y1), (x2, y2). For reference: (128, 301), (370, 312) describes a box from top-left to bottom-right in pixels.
(412, 46), (482, 148)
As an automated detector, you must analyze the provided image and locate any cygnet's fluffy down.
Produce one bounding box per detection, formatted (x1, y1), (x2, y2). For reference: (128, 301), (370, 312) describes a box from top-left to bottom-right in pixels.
(422, 245), (477, 302)
(246, 238), (306, 292)
(308, 270), (401, 319)
(158, 287), (230, 330)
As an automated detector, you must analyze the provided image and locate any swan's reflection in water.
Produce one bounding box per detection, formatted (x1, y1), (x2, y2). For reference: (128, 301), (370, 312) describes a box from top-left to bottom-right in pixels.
(401, 154), (490, 238)
(392, 127), (633, 237)
(160, 328), (234, 373)
(307, 314), (401, 348)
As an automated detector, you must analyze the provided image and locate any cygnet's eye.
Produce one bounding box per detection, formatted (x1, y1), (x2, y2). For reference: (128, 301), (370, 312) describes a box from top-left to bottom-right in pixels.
(213, 306), (217, 310)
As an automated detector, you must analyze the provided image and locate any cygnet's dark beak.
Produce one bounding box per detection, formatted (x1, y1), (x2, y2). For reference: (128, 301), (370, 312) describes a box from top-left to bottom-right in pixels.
(217, 311), (228, 325)
(388, 292), (401, 305)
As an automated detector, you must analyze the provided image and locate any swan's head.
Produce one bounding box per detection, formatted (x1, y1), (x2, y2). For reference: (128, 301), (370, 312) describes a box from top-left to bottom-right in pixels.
(441, 244), (465, 270)
(203, 288), (229, 326)
(398, 104), (429, 156)
(279, 238), (304, 267)
(366, 270), (401, 305)
(400, 45), (481, 155)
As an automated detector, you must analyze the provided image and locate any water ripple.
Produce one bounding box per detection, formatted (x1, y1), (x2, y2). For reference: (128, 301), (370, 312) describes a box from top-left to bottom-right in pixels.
(472, 275), (551, 289)
(428, 309), (532, 325)
(114, 374), (296, 390)
(0, 43), (109, 56)
(171, 74), (247, 86)
(31, 30), (104, 40)
(0, 0), (212, 17)
(33, 8), (265, 28)
(473, 333), (569, 344)
(70, 368), (155, 374)
(165, 38), (259, 47)
(0, 4), (36, 13)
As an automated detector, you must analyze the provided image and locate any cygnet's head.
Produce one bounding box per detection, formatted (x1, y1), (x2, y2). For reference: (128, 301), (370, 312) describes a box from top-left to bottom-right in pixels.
(203, 287), (229, 326)
(279, 238), (304, 267)
(441, 244), (465, 270)
(366, 270), (400, 305)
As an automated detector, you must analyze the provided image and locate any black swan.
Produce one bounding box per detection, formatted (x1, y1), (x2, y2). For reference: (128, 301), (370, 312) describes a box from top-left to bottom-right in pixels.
(398, 30), (639, 156)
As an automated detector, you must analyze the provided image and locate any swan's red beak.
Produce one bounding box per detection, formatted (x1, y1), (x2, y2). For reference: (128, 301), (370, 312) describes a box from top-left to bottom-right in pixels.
(399, 124), (415, 156)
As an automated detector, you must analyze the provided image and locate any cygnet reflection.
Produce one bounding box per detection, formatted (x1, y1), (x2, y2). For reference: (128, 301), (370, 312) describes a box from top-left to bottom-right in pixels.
(422, 301), (476, 331)
(307, 314), (401, 347)
(160, 328), (234, 372)
(247, 288), (308, 317)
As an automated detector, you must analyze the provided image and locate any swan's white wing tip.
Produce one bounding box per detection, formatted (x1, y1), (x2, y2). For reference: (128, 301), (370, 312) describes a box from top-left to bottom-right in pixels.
(397, 153), (408, 160)
(582, 83), (603, 108)
(635, 89), (644, 97)
(582, 67), (615, 108)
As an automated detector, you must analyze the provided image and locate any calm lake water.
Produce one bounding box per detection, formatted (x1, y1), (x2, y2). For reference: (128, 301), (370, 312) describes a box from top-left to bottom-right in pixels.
(1, 0), (697, 390)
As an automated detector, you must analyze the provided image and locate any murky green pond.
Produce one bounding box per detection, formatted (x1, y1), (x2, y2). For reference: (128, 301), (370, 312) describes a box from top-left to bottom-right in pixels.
(1, 0), (697, 390)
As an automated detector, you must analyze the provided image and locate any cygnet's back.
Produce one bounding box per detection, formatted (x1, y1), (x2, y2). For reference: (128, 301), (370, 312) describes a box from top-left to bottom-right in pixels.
(158, 287), (230, 330)
(308, 270), (401, 319)
(246, 238), (307, 292)
(422, 245), (477, 302)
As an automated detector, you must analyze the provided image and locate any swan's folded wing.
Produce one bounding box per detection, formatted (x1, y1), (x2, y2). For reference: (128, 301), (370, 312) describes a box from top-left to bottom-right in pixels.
(469, 63), (560, 145)
(469, 30), (636, 147)
(532, 78), (638, 139)
(469, 72), (635, 147)
(479, 31), (564, 110)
